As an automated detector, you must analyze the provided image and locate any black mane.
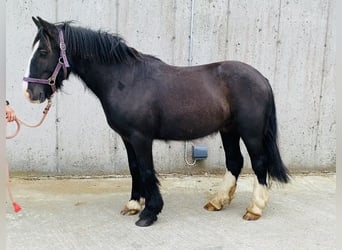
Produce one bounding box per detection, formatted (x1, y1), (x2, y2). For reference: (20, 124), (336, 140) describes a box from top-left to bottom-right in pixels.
(62, 22), (143, 64)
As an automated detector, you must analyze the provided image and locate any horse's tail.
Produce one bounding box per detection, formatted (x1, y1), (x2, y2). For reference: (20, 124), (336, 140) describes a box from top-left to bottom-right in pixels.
(264, 87), (290, 183)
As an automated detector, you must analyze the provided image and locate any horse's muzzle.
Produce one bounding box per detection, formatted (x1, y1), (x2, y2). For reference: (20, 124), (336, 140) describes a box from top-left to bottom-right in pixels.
(24, 88), (46, 104)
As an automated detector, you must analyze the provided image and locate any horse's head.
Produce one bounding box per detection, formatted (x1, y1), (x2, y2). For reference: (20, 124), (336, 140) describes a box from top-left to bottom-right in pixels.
(23, 16), (70, 103)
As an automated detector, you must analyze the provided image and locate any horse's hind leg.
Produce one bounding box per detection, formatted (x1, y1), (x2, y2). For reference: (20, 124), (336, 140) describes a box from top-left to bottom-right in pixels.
(204, 130), (243, 211)
(240, 134), (269, 220)
(120, 139), (144, 216)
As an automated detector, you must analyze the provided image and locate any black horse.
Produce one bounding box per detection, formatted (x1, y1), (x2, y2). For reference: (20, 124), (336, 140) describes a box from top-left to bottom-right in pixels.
(23, 17), (289, 227)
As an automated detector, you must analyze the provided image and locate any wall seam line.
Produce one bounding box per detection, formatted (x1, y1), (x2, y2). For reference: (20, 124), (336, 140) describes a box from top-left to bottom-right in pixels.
(272, 0), (282, 93)
(314, 0), (331, 158)
(55, 0), (60, 173)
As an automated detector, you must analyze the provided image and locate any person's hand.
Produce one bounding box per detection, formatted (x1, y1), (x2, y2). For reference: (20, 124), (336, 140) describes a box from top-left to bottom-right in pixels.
(6, 105), (16, 122)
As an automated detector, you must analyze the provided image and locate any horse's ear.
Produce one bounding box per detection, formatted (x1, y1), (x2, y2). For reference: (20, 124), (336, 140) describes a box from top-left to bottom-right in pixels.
(36, 16), (57, 38)
(32, 16), (41, 28)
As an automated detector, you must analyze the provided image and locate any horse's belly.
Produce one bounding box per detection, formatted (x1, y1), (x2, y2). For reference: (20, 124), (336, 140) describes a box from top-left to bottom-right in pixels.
(157, 109), (229, 140)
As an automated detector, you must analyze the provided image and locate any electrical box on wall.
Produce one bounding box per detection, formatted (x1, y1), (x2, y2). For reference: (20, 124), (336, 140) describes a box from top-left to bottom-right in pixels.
(192, 145), (208, 160)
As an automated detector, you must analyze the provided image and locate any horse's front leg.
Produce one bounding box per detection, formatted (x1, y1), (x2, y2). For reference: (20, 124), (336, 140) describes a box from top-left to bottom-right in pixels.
(120, 139), (144, 216)
(129, 133), (164, 227)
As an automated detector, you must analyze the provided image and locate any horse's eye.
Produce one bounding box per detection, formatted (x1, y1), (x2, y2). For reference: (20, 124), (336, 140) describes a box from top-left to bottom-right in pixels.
(39, 49), (48, 57)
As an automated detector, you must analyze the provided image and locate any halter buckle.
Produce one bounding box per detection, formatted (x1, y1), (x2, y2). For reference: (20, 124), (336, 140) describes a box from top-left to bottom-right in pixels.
(58, 57), (64, 64)
(48, 77), (56, 86)
(60, 42), (66, 51)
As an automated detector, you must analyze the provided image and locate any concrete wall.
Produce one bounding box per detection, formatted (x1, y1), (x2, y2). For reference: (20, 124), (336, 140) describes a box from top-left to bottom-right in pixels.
(6, 0), (336, 175)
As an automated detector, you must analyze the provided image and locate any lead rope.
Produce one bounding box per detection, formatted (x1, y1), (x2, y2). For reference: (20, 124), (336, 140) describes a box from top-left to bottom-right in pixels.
(6, 162), (21, 212)
(6, 100), (52, 139)
(6, 100), (52, 212)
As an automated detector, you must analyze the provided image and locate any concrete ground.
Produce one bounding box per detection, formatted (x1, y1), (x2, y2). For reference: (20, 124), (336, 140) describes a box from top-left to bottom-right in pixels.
(6, 173), (336, 250)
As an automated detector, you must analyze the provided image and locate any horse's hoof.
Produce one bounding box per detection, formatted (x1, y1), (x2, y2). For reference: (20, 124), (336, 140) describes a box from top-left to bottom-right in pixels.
(204, 201), (222, 211)
(120, 207), (140, 216)
(120, 200), (142, 216)
(135, 217), (157, 227)
(242, 211), (261, 221)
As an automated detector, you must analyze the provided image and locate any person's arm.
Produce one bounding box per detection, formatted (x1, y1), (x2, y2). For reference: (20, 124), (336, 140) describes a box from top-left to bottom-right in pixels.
(5, 101), (16, 122)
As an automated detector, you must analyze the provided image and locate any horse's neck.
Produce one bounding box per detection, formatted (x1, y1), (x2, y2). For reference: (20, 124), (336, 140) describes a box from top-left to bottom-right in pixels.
(71, 60), (109, 89)
(70, 59), (134, 99)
